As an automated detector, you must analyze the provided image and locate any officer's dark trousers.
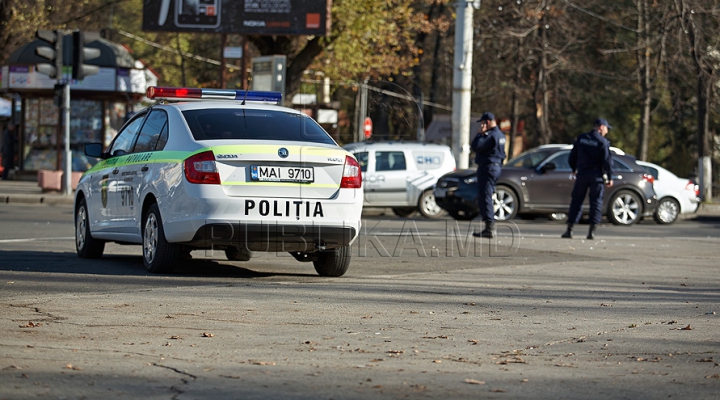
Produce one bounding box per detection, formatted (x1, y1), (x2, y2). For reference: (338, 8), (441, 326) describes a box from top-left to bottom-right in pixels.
(567, 175), (604, 225)
(476, 164), (501, 222)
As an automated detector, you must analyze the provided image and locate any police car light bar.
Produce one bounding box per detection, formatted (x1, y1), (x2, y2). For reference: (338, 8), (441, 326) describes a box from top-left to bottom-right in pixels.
(146, 86), (283, 104)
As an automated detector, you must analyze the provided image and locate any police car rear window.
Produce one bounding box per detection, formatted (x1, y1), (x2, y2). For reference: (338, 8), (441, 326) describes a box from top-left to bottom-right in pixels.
(182, 109), (336, 145)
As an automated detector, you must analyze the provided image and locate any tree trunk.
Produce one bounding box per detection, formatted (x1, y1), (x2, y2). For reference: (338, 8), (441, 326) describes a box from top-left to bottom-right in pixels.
(510, 39), (523, 157)
(636, 0), (651, 161)
(534, 7), (551, 145)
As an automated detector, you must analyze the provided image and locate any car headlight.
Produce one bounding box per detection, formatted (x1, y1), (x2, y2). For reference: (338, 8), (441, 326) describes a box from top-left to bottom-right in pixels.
(463, 176), (477, 184)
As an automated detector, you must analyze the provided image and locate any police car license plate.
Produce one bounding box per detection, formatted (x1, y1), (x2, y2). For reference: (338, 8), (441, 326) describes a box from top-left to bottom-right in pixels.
(251, 165), (314, 183)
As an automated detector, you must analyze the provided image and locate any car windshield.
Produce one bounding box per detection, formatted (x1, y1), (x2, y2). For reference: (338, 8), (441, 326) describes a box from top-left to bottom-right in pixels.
(182, 109), (337, 145)
(505, 148), (559, 168)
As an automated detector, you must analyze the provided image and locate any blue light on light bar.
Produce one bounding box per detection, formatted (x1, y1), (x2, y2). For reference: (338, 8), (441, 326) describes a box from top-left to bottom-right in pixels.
(146, 87), (283, 103)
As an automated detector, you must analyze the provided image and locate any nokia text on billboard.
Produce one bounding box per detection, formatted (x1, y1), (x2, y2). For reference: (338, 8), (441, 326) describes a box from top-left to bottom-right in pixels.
(143, 0), (331, 35)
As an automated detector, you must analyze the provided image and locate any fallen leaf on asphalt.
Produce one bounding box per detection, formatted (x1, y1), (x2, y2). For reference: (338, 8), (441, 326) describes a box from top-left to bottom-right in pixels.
(3, 365), (22, 370)
(696, 358), (714, 363)
(64, 364), (81, 370)
(19, 321), (41, 328)
(464, 302), (476, 306)
(387, 350), (404, 354)
(169, 335), (182, 340)
(496, 357), (527, 365)
(468, 339), (479, 345)
(433, 359), (442, 363)
(670, 325), (693, 330)
(465, 379), (485, 385)
(370, 358), (385, 362)
(201, 332), (215, 337)
(251, 361), (275, 366)
(490, 389), (506, 392)
(705, 374), (720, 379)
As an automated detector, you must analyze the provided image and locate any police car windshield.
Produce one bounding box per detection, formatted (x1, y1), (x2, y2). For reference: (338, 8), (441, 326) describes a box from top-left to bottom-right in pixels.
(505, 148), (558, 169)
(183, 109), (336, 145)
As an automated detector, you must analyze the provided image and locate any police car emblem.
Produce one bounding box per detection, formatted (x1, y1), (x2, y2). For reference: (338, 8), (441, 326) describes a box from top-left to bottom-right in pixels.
(278, 148), (289, 158)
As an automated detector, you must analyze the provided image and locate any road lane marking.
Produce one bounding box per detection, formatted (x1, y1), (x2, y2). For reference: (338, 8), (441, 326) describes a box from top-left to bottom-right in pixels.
(0, 237), (74, 243)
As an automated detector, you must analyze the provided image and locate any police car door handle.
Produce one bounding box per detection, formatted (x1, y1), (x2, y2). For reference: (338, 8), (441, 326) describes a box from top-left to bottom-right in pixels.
(377, 175), (385, 182)
(141, 166), (149, 172)
(112, 169), (119, 175)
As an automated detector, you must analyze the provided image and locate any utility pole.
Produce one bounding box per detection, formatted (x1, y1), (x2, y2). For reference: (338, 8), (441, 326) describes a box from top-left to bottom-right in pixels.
(451, 1), (480, 169)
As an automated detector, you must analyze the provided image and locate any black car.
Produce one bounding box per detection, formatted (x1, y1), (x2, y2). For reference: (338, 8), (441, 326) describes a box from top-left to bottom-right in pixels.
(434, 144), (658, 225)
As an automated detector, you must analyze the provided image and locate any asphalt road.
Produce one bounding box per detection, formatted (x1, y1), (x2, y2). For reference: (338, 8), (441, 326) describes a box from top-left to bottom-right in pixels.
(1, 203), (719, 399)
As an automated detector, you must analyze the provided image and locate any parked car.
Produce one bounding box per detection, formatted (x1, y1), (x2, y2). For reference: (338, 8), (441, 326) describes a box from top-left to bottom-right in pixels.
(434, 144), (658, 225)
(636, 160), (700, 224)
(343, 141), (456, 218)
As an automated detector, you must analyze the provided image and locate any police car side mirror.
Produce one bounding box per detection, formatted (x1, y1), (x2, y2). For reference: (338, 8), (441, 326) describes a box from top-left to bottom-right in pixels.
(539, 162), (556, 173)
(84, 143), (105, 159)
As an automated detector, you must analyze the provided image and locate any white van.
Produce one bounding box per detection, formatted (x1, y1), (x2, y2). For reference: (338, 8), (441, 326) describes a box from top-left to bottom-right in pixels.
(343, 141), (456, 217)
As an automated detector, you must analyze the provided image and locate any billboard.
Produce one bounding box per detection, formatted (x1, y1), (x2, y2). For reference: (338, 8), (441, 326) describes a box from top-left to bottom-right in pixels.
(143, 0), (332, 35)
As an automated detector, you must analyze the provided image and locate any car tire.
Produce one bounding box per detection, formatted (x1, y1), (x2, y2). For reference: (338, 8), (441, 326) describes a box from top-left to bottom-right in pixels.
(607, 190), (642, 225)
(143, 203), (179, 273)
(654, 197), (680, 225)
(448, 210), (478, 221)
(75, 198), (105, 259)
(493, 186), (519, 221)
(392, 207), (416, 217)
(418, 189), (444, 218)
(313, 246), (351, 277)
(549, 212), (568, 222)
(226, 246), (252, 261)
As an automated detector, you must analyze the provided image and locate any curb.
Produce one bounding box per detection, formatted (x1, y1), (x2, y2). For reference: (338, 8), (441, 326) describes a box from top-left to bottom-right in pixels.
(3, 194), (75, 205)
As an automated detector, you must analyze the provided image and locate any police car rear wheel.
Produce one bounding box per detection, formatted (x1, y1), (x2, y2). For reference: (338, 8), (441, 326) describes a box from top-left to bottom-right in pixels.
(75, 198), (105, 259)
(418, 190), (444, 218)
(143, 204), (179, 273)
(313, 246), (351, 277)
(608, 190), (642, 225)
(226, 246), (252, 261)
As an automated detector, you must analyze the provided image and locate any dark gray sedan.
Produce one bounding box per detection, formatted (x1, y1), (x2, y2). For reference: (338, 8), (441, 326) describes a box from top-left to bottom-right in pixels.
(434, 145), (658, 225)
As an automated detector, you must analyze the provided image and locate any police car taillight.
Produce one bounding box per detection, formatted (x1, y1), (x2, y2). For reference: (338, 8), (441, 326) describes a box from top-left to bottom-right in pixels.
(184, 151), (220, 184)
(340, 155), (362, 189)
(146, 86), (282, 104)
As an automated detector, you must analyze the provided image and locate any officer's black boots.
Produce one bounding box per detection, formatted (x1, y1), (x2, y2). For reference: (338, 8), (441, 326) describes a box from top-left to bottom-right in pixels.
(587, 224), (596, 240)
(561, 224), (573, 239)
(473, 221), (495, 238)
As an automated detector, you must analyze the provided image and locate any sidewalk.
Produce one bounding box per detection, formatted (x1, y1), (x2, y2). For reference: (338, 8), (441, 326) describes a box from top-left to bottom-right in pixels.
(2, 178), (720, 216)
(0, 179), (75, 205)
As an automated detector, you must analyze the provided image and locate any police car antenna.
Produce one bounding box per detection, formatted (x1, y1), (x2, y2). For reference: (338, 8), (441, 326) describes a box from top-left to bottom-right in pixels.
(241, 80), (250, 105)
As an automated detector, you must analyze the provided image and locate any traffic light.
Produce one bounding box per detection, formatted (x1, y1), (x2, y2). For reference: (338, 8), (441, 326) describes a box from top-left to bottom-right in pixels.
(35, 29), (64, 79)
(72, 31), (101, 80)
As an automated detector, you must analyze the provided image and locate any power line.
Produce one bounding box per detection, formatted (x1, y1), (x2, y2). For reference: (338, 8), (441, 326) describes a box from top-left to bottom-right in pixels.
(116, 29), (242, 71)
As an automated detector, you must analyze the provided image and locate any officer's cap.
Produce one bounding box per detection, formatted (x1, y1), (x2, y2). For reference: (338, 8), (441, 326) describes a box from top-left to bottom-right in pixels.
(594, 118), (612, 130)
(477, 112), (495, 122)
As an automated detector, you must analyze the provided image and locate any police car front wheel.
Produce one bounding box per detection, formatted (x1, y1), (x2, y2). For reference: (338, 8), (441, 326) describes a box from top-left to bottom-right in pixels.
(75, 198), (105, 259)
(143, 204), (179, 273)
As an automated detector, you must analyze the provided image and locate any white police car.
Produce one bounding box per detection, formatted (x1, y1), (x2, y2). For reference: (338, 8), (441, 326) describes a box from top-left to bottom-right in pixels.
(74, 87), (363, 276)
(343, 141), (456, 217)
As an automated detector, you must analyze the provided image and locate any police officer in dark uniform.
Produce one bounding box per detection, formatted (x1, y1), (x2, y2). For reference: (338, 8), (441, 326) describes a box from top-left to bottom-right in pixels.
(472, 112), (506, 238)
(562, 118), (614, 240)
